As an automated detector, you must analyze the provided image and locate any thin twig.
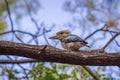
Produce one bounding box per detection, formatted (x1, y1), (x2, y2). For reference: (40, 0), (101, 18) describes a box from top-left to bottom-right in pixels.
(85, 24), (107, 40)
(82, 66), (100, 80)
(5, 0), (15, 41)
(24, 0), (39, 29)
(24, 0), (41, 45)
(4, 0), (14, 30)
(110, 32), (120, 47)
(43, 28), (50, 45)
(102, 33), (119, 50)
(17, 64), (29, 80)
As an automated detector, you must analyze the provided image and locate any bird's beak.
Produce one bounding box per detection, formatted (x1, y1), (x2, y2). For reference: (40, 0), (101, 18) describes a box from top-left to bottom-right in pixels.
(49, 35), (59, 39)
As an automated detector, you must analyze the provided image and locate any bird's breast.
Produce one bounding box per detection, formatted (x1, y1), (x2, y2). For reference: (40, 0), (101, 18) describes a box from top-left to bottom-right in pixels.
(61, 42), (83, 51)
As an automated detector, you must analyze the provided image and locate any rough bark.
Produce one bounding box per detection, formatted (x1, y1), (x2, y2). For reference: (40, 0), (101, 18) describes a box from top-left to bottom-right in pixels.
(0, 41), (120, 66)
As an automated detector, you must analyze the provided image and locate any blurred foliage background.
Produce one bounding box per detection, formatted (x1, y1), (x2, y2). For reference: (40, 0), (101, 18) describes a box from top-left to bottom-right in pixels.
(0, 0), (120, 80)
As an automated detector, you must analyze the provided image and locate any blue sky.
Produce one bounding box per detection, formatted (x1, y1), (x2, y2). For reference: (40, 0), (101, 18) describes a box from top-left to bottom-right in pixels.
(40, 0), (71, 25)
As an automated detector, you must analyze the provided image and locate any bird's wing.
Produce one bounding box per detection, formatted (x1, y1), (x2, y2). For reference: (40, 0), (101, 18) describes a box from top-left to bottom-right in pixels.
(61, 35), (88, 45)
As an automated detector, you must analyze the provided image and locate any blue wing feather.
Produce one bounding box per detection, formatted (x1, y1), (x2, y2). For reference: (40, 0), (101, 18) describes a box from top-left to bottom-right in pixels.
(61, 35), (87, 45)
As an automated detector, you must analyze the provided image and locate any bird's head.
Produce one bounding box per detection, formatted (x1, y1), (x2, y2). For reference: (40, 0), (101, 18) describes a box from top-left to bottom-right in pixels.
(49, 30), (70, 40)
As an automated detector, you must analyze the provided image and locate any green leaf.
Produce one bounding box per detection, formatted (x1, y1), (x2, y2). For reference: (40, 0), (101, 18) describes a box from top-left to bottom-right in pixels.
(0, 20), (6, 33)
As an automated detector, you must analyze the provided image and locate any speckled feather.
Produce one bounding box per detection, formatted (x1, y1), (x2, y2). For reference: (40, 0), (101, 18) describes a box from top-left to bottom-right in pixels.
(61, 35), (88, 45)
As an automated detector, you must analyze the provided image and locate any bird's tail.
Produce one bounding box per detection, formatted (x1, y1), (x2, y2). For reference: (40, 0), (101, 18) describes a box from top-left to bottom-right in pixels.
(85, 45), (90, 48)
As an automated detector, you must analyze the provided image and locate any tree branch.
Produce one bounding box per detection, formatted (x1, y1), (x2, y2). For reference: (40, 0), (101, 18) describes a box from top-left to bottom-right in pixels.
(0, 41), (120, 66)
(0, 59), (39, 64)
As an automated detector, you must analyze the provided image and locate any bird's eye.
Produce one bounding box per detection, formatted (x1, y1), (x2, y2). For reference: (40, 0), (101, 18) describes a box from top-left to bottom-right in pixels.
(60, 33), (62, 34)
(58, 32), (62, 34)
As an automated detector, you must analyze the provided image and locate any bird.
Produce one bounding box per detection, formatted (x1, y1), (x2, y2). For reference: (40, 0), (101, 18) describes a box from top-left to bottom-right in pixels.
(49, 30), (90, 51)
